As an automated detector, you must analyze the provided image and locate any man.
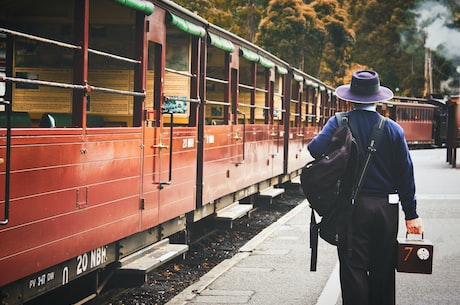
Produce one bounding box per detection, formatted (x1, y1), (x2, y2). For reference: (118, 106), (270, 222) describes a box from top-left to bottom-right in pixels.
(307, 70), (424, 305)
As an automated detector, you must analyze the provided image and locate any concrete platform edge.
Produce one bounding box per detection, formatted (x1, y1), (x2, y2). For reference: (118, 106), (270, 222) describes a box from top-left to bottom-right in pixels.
(165, 200), (309, 305)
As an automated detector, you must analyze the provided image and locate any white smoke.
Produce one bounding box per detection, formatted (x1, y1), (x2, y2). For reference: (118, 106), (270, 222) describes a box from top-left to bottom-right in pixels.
(414, 0), (460, 61)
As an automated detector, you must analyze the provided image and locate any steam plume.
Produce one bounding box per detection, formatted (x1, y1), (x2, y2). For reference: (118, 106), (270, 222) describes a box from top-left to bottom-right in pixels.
(414, 0), (460, 61)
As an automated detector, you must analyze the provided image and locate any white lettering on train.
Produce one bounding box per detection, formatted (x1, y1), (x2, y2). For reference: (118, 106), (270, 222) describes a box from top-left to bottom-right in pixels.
(37, 274), (46, 286)
(182, 137), (195, 148)
(90, 246), (107, 268)
(28, 272), (56, 288)
(47, 272), (55, 281)
(76, 253), (88, 275)
(62, 267), (69, 285)
(77, 246), (108, 275)
(204, 135), (215, 144)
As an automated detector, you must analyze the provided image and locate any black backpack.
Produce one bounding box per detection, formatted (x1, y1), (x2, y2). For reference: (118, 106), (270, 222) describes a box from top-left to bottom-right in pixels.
(302, 112), (386, 271)
(300, 112), (359, 217)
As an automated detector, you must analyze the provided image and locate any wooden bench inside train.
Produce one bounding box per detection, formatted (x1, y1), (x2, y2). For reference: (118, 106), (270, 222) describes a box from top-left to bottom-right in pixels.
(38, 112), (106, 127)
(0, 111), (33, 127)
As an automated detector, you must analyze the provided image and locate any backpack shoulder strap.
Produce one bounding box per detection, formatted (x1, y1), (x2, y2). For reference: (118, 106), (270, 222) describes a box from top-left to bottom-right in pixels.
(369, 115), (386, 150)
(352, 114), (386, 202)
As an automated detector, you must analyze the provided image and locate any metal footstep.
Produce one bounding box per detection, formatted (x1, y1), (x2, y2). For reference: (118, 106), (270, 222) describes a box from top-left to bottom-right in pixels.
(215, 201), (254, 228)
(257, 186), (285, 204)
(291, 176), (301, 184)
(117, 239), (188, 285)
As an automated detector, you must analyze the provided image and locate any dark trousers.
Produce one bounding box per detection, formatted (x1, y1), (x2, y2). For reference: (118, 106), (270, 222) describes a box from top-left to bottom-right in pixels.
(338, 195), (399, 305)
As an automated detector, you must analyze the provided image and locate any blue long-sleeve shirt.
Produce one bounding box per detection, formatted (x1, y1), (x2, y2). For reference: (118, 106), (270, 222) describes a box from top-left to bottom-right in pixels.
(307, 109), (418, 220)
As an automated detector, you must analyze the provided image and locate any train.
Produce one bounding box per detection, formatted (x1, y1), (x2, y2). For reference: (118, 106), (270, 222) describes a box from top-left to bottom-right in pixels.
(0, 0), (348, 304)
(0, 1), (451, 304)
(377, 96), (448, 148)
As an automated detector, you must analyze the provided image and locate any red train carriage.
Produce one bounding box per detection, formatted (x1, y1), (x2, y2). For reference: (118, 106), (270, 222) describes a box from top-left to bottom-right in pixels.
(0, 0), (339, 304)
(0, 2), (194, 303)
(378, 98), (437, 147)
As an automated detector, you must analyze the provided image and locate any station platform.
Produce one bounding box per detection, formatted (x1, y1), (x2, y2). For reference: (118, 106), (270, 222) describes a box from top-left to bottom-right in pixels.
(166, 148), (460, 305)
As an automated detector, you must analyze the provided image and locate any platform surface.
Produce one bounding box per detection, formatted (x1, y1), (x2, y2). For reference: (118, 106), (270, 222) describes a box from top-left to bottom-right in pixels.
(166, 149), (460, 305)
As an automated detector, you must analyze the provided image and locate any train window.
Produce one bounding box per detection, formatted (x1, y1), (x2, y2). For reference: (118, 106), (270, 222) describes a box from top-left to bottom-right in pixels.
(87, 12), (137, 127)
(11, 23), (75, 125)
(396, 108), (401, 120)
(3, 1), (73, 124)
(205, 40), (230, 125)
(164, 27), (192, 125)
(394, 104), (434, 123)
(145, 41), (157, 127)
(238, 47), (270, 125)
(273, 67), (285, 122)
(319, 86), (331, 124)
(238, 52), (254, 124)
(2, 0), (145, 128)
(424, 108), (433, 121)
(318, 87), (327, 127)
(290, 74), (302, 127)
(300, 83), (308, 127)
(254, 63), (268, 124)
(0, 33), (5, 104)
(329, 91), (337, 114)
(304, 82), (316, 126)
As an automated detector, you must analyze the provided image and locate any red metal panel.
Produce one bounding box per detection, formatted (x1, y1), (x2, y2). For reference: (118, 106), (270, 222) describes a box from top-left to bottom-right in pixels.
(398, 121), (433, 143)
(287, 126), (311, 173)
(0, 209), (140, 287)
(0, 129), (144, 286)
(201, 124), (283, 205)
(1, 193), (139, 256)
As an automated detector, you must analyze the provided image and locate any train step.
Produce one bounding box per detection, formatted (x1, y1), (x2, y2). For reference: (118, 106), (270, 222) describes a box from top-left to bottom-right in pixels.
(291, 176), (301, 184)
(257, 186), (285, 204)
(116, 239), (188, 286)
(215, 201), (254, 228)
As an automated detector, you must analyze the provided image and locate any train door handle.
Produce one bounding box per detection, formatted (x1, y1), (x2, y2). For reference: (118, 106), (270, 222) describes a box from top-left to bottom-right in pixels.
(154, 112), (173, 189)
(233, 110), (246, 165)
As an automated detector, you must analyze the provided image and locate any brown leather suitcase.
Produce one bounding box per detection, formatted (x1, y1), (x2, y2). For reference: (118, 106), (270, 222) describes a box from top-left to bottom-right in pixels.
(396, 234), (433, 274)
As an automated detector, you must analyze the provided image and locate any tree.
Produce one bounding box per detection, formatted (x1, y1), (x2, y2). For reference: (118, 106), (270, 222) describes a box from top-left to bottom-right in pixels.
(172, 0), (460, 94)
(346, 0), (427, 95)
(307, 0), (354, 83)
(174, 0), (267, 41)
(256, 0), (309, 68)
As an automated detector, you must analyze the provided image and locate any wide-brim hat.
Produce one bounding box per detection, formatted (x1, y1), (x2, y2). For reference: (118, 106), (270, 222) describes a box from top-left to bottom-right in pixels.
(335, 70), (393, 103)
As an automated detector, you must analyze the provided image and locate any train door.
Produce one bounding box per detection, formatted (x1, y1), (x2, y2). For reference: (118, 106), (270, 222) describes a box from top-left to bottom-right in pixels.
(140, 40), (161, 231)
(142, 12), (200, 231)
(271, 66), (286, 177)
(235, 48), (274, 183)
(0, 32), (7, 225)
(286, 73), (306, 172)
(199, 32), (235, 209)
(303, 80), (316, 141)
